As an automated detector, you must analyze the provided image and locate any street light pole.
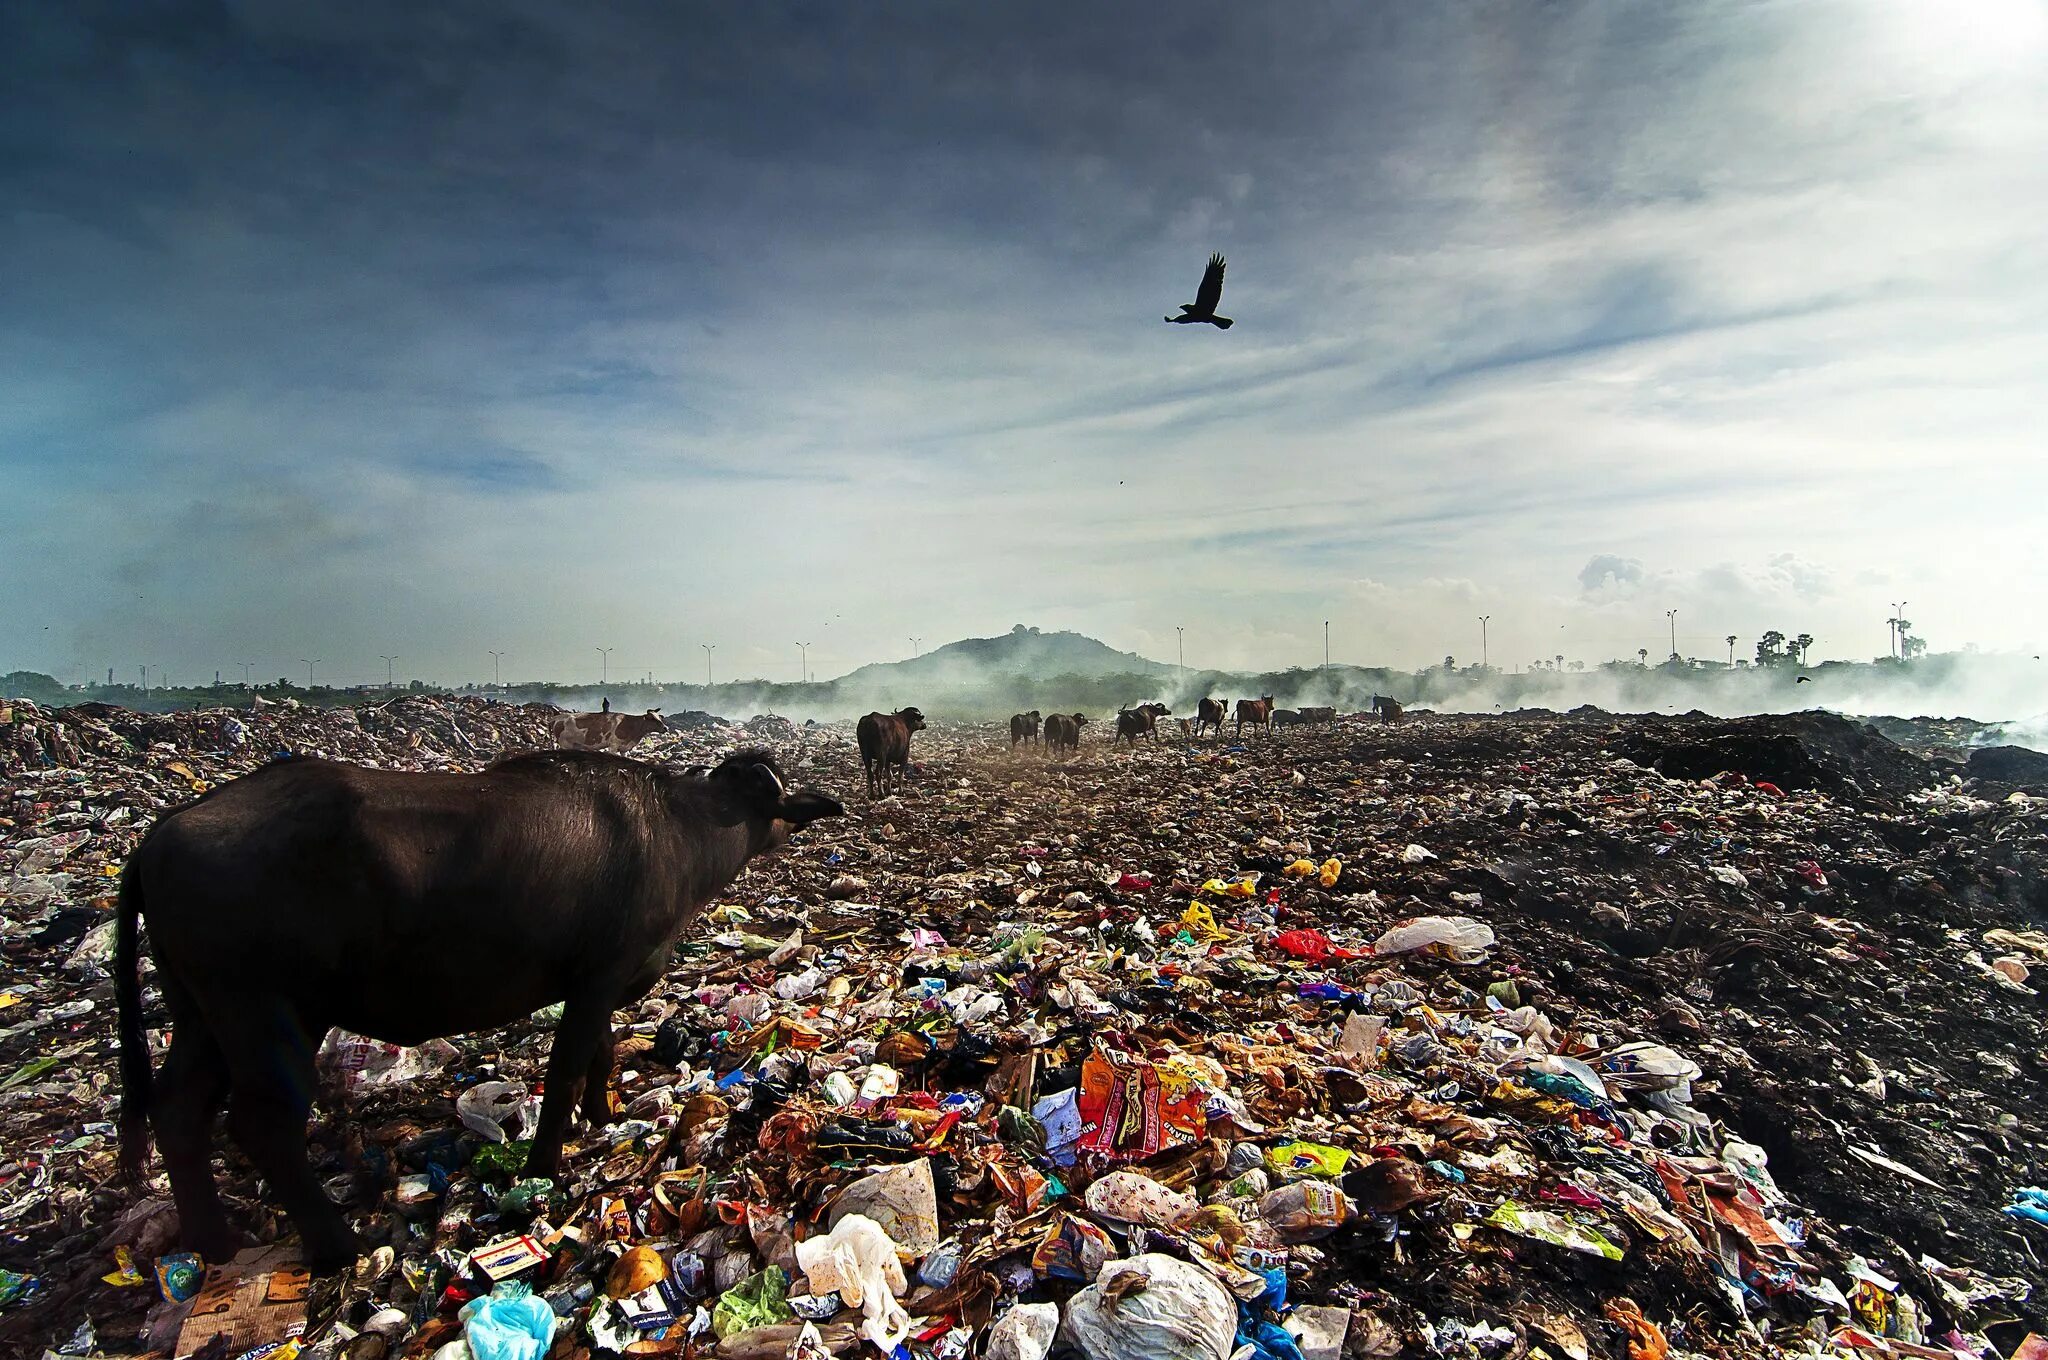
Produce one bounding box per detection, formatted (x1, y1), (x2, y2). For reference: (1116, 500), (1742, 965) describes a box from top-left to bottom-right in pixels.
(797, 642), (810, 684)
(702, 644), (715, 687)
(1478, 616), (1490, 669)
(1323, 620), (1330, 672)
(380, 655), (399, 688)
(1666, 609), (1678, 661)
(488, 651), (505, 687)
(596, 646), (613, 684)
(909, 636), (922, 657)
(300, 658), (321, 688)
(1175, 626), (1184, 680)
(239, 661), (255, 686)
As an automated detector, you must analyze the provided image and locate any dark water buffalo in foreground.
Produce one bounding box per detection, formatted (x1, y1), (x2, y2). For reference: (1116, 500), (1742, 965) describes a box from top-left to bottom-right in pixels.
(1194, 697), (1227, 737)
(857, 706), (927, 796)
(1010, 710), (1042, 747)
(118, 749), (843, 1271)
(1373, 694), (1405, 724)
(1236, 696), (1275, 736)
(1114, 702), (1171, 746)
(1044, 712), (1089, 754)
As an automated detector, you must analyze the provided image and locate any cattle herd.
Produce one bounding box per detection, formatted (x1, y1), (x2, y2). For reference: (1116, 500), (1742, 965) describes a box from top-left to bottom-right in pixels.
(116, 689), (1406, 1268)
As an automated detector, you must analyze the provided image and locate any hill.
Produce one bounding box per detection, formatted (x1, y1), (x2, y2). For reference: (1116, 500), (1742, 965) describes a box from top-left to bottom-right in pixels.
(830, 625), (1167, 685)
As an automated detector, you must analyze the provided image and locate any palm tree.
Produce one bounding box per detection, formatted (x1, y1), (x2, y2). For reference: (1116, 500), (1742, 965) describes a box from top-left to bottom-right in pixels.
(1726, 635), (1737, 666)
(1757, 630), (1786, 666)
(1794, 633), (1814, 665)
(1554, 654), (1564, 671)
(1637, 648), (1649, 666)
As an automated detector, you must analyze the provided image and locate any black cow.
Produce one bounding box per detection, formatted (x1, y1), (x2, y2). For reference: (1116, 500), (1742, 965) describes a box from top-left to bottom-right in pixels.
(1010, 710), (1042, 747)
(117, 749), (842, 1271)
(857, 707), (927, 797)
(1114, 702), (1171, 747)
(1044, 712), (1089, 755)
(1194, 697), (1228, 738)
(1298, 706), (1337, 725)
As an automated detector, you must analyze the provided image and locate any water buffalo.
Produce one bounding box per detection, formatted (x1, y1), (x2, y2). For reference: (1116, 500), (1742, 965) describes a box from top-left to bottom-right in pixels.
(1236, 696), (1276, 737)
(1194, 697), (1227, 738)
(1009, 710), (1042, 747)
(1114, 702), (1171, 747)
(1044, 712), (1089, 755)
(1299, 706), (1336, 725)
(1372, 694), (1405, 724)
(857, 707), (926, 797)
(117, 748), (843, 1272)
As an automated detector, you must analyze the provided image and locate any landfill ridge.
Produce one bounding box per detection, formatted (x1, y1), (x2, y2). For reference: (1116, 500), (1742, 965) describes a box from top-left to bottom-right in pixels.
(2, 695), (2045, 1360)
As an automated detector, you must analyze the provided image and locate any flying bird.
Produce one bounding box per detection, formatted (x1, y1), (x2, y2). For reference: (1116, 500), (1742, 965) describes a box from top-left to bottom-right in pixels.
(1166, 253), (1233, 328)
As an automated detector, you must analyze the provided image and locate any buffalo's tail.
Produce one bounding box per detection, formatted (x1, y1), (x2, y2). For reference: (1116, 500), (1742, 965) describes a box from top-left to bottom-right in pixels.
(117, 864), (152, 1182)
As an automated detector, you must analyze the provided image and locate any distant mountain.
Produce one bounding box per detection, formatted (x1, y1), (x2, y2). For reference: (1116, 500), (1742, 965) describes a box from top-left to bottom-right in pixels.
(831, 626), (1167, 684)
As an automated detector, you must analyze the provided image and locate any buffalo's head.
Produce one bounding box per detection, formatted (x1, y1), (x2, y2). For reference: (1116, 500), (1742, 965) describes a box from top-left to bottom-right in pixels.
(706, 749), (844, 853)
(899, 706), (928, 733)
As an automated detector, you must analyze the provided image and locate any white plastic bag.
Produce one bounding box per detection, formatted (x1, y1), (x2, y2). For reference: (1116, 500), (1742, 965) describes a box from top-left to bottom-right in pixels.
(1059, 1254), (1236, 1360)
(794, 1213), (910, 1353)
(828, 1157), (939, 1258)
(1372, 915), (1495, 963)
(1083, 1170), (1197, 1228)
(457, 1081), (533, 1143)
(986, 1304), (1060, 1360)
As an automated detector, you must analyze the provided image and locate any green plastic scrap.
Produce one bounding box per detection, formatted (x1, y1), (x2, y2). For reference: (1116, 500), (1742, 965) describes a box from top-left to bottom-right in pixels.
(1485, 1201), (1625, 1260)
(0, 1056), (59, 1092)
(0, 1268), (36, 1307)
(712, 1266), (794, 1340)
(471, 1140), (534, 1182)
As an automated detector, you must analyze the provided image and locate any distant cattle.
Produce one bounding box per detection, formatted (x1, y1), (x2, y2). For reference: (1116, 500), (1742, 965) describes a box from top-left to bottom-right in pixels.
(1299, 706), (1336, 724)
(1114, 702), (1171, 747)
(117, 749), (842, 1270)
(549, 709), (667, 753)
(1195, 697), (1227, 738)
(1272, 709), (1305, 727)
(1010, 710), (1042, 747)
(1372, 695), (1405, 724)
(1044, 712), (1089, 755)
(857, 707), (927, 797)
(1236, 696), (1276, 737)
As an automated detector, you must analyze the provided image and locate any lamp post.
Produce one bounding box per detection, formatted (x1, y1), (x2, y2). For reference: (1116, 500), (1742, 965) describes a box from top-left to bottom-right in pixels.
(1666, 609), (1678, 661)
(909, 636), (922, 657)
(702, 644), (716, 686)
(797, 642), (810, 684)
(1478, 616), (1490, 670)
(1175, 626), (1184, 679)
(300, 658), (321, 688)
(1323, 620), (1330, 672)
(379, 655), (399, 688)
(488, 651), (506, 687)
(239, 661), (255, 686)
(596, 646), (613, 684)
(1889, 601), (1907, 659)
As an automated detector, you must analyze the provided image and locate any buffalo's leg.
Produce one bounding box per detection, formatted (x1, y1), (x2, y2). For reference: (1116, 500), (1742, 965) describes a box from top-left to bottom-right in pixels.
(527, 998), (612, 1177)
(581, 1017), (616, 1126)
(218, 1003), (358, 1273)
(153, 1024), (237, 1263)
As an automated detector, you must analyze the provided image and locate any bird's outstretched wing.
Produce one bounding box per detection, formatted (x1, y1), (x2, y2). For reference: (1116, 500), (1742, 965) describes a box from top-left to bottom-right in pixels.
(1194, 253), (1226, 313)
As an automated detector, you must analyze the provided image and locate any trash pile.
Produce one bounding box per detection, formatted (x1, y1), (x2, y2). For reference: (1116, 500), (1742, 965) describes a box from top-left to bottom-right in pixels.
(3, 700), (2046, 1360)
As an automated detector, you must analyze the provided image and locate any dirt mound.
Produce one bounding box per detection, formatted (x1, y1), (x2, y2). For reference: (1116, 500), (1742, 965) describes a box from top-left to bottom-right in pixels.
(1615, 709), (1932, 796)
(1967, 744), (2048, 787)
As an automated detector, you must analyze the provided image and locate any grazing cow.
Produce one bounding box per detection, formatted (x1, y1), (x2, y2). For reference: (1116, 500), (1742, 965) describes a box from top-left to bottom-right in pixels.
(1272, 709), (1305, 728)
(117, 749), (842, 1271)
(549, 708), (668, 753)
(1195, 697), (1227, 738)
(1044, 712), (1089, 755)
(1236, 696), (1276, 737)
(1114, 702), (1171, 747)
(1299, 706), (1337, 725)
(1372, 694), (1405, 724)
(1010, 710), (1042, 747)
(857, 707), (927, 797)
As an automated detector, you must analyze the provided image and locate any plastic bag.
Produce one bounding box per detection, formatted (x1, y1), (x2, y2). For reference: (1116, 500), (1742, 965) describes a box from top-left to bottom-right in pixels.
(1257, 1182), (1353, 1242)
(794, 1213), (910, 1352)
(1032, 1088), (1082, 1167)
(1075, 1049), (1207, 1161)
(1264, 1142), (1351, 1177)
(457, 1082), (533, 1143)
(712, 1266), (794, 1341)
(1059, 1254), (1237, 1360)
(1083, 1170), (1197, 1228)
(1371, 916), (1494, 963)
(987, 1303), (1060, 1360)
(1486, 1202), (1624, 1259)
(461, 1287), (557, 1360)
(319, 1031), (460, 1093)
(828, 1157), (940, 1258)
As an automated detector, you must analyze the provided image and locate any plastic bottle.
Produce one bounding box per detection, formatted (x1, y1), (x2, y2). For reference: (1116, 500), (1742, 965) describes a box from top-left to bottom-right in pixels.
(1257, 1181), (1355, 1242)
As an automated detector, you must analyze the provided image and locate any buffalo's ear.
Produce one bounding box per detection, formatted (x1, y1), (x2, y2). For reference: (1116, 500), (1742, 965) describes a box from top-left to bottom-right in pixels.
(779, 791), (844, 828)
(714, 759), (785, 818)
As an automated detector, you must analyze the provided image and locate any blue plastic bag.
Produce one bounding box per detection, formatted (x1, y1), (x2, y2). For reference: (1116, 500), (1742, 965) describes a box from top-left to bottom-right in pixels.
(462, 1286), (557, 1360)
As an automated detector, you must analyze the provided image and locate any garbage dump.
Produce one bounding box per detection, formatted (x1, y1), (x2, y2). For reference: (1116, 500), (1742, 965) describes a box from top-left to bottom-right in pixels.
(3, 697), (2046, 1360)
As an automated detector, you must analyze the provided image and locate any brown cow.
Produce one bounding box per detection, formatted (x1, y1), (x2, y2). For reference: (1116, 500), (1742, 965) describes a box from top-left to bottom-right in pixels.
(857, 707), (927, 797)
(1010, 710), (1042, 747)
(549, 708), (667, 753)
(1044, 712), (1089, 755)
(1235, 696), (1276, 737)
(1114, 702), (1171, 747)
(117, 749), (842, 1270)
(1194, 696), (1227, 738)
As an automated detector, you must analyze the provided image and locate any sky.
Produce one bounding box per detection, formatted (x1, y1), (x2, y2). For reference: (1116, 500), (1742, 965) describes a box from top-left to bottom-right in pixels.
(3, 0), (2044, 689)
